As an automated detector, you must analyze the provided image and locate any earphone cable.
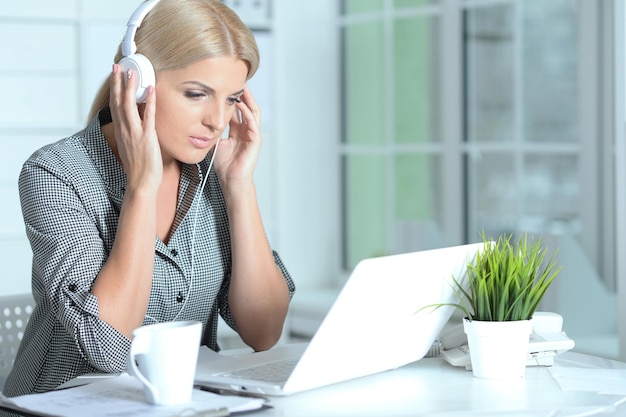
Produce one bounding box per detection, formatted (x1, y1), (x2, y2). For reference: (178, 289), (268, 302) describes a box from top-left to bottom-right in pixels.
(172, 136), (222, 321)
(146, 137), (222, 324)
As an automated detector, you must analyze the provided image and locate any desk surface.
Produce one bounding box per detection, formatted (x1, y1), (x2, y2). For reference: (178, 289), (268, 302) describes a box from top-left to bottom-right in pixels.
(259, 351), (626, 417)
(1, 351), (624, 417)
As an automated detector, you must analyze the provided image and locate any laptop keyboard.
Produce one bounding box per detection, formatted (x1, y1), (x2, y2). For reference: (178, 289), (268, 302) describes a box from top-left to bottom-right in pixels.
(223, 358), (299, 383)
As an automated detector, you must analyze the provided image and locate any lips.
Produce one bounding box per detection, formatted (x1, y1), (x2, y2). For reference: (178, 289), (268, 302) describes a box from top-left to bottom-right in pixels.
(188, 136), (214, 149)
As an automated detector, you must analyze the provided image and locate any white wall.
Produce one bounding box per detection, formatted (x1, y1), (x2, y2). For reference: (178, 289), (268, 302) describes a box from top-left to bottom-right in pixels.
(273, 0), (342, 291)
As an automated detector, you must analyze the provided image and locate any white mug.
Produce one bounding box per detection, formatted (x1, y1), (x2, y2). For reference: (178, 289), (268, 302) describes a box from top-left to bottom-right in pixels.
(128, 320), (202, 405)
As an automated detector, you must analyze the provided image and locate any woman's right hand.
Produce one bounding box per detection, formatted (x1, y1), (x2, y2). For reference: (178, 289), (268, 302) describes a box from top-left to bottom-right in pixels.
(109, 64), (162, 193)
(92, 64), (161, 338)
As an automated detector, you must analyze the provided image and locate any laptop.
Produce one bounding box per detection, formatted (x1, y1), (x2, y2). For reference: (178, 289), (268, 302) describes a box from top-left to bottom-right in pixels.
(194, 242), (485, 396)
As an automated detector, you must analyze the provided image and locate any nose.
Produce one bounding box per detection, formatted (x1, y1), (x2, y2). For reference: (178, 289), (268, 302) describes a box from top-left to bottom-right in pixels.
(202, 101), (228, 132)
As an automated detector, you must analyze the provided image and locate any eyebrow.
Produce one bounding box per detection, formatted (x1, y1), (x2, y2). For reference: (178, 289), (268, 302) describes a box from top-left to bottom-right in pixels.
(183, 81), (244, 97)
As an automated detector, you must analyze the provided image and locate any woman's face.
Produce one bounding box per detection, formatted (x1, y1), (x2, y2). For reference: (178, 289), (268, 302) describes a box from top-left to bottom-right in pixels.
(153, 56), (248, 165)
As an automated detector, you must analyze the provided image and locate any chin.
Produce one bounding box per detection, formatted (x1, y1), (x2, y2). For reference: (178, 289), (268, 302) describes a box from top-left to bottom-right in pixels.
(176, 149), (214, 166)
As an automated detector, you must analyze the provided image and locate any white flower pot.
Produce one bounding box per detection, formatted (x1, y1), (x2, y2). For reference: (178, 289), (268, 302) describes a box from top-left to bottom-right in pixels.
(463, 318), (533, 379)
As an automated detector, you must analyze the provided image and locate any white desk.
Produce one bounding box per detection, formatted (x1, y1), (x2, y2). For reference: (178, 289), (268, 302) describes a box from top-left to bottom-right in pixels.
(1, 351), (624, 417)
(258, 351), (626, 416)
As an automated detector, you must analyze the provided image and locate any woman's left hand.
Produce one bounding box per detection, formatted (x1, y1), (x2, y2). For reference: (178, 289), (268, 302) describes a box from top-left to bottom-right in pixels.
(214, 84), (262, 184)
(214, 85), (290, 350)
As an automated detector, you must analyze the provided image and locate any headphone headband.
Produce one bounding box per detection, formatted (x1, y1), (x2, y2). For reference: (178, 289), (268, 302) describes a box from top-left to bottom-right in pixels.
(119, 0), (161, 103)
(122, 0), (162, 57)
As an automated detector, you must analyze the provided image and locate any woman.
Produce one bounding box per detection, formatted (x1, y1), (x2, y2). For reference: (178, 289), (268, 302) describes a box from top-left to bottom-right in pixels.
(4, 0), (294, 397)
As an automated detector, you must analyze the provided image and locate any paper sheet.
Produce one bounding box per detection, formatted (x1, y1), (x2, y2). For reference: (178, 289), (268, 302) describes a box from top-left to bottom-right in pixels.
(549, 366), (626, 396)
(0, 373), (265, 417)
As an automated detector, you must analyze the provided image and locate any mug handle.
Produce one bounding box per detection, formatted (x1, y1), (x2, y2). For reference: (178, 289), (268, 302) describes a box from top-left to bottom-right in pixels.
(127, 337), (160, 404)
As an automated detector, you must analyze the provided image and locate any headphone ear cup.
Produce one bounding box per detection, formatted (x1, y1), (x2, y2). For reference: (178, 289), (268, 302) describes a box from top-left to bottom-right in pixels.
(118, 53), (155, 103)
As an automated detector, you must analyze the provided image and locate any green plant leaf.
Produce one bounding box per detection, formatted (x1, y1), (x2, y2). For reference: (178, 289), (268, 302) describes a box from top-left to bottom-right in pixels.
(418, 232), (561, 322)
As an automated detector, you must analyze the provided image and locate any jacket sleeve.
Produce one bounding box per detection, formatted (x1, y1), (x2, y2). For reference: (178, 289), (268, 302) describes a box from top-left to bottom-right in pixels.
(19, 153), (130, 373)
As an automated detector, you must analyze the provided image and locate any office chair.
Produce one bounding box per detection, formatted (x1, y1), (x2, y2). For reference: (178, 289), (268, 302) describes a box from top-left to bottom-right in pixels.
(0, 293), (34, 392)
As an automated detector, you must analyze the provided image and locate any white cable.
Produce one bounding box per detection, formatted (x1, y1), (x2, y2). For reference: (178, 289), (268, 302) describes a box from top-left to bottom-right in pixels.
(146, 137), (222, 324)
(172, 136), (222, 321)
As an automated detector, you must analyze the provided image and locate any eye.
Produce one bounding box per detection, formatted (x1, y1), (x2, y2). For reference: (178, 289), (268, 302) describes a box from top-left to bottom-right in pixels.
(184, 91), (206, 100)
(227, 96), (241, 105)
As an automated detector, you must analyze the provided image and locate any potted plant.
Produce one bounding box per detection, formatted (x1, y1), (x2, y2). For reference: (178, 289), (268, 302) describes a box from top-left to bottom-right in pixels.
(422, 232), (562, 379)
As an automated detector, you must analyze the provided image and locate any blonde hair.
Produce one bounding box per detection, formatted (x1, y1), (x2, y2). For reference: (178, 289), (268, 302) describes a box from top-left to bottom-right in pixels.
(87, 0), (259, 122)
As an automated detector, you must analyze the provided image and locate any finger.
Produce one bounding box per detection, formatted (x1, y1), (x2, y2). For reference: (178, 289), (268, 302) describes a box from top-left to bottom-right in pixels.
(141, 85), (156, 132)
(242, 84), (259, 110)
(241, 84), (261, 126)
(109, 65), (140, 125)
(122, 68), (140, 115)
(109, 64), (124, 121)
(229, 106), (241, 126)
(110, 65), (136, 140)
(235, 100), (260, 135)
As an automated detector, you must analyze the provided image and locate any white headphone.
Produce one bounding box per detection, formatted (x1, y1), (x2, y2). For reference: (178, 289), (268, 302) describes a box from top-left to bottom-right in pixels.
(119, 0), (162, 103)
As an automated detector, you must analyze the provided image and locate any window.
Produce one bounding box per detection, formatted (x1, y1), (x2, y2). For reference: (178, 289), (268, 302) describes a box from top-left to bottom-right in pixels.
(341, 1), (446, 268)
(340, 0), (618, 357)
